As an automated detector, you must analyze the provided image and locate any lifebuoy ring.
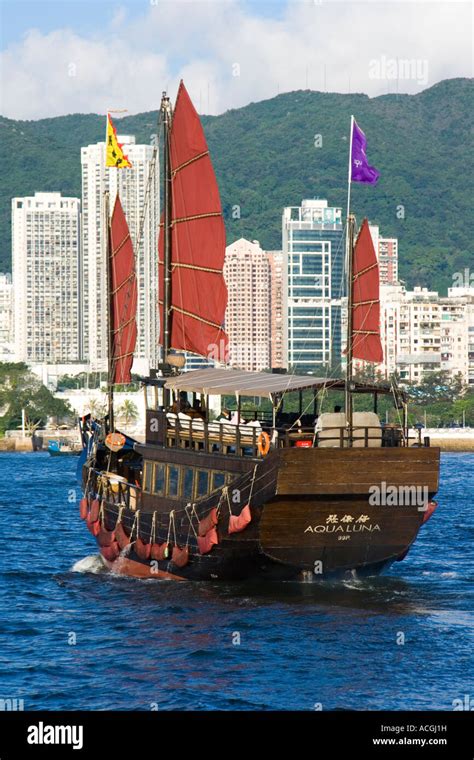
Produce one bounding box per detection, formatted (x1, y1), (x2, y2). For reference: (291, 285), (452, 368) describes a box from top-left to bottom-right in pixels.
(105, 432), (126, 452)
(257, 431), (271, 456)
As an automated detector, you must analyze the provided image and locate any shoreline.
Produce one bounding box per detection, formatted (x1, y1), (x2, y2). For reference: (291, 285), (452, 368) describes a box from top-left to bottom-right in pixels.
(428, 439), (474, 451)
(1, 439), (473, 453)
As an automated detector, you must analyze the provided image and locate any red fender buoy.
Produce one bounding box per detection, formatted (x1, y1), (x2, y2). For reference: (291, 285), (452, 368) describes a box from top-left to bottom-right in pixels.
(98, 526), (115, 547)
(86, 515), (100, 536)
(228, 504), (252, 534)
(79, 497), (88, 520)
(197, 527), (218, 555)
(89, 498), (100, 522)
(135, 536), (151, 560)
(115, 522), (130, 550)
(150, 542), (169, 560)
(172, 545), (189, 568)
(422, 500), (438, 524)
(198, 508), (218, 537)
(101, 542), (120, 561)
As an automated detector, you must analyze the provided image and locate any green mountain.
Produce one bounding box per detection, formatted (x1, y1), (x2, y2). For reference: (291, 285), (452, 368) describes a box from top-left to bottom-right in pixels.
(0, 78), (472, 293)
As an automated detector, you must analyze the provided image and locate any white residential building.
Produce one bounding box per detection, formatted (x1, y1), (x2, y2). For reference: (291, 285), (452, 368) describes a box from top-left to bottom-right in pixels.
(12, 192), (81, 364)
(267, 250), (287, 369)
(378, 237), (398, 286)
(374, 285), (474, 385)
(442, 287), (474, 386)
(81, 134), (159, 375)
(224, 238), (271, 371)
(0, 273), (14, 360)
(369, 224), (398, 285)
(396, 287), (441, 383)
(377, 284), (405, 378)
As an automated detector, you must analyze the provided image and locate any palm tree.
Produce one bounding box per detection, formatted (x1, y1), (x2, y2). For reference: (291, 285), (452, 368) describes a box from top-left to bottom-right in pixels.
(88, 398), (106, 420)
(118, 399), (139, 427)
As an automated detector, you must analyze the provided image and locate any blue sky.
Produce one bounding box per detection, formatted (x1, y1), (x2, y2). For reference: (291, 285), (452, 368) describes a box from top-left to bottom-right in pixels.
(0, 0), (286, 47)
(1, 1), (134, 46)
(0, 0), (471, 119)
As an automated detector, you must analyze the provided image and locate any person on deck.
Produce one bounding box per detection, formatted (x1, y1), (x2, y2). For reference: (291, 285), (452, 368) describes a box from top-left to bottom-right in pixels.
(217, 409), (231, 422)
(189, 399), (205, 419)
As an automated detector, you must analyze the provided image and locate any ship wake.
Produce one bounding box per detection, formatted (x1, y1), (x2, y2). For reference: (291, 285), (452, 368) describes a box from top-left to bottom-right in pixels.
(71, 554), (109, 574)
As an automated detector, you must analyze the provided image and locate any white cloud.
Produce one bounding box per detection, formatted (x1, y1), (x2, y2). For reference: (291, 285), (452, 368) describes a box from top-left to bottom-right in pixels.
(0, 0), (471, 119)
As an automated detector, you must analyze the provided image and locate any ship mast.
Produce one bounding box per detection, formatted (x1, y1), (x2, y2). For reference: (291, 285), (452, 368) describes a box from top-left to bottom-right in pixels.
(345, 114), (355, 446)
(161, 91), (173, 366)
(345, 214), (355, 446)
(104, 190), (114, 432)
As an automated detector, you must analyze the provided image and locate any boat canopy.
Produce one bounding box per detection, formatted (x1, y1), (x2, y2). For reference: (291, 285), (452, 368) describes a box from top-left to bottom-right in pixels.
(164, 368), (401, 401)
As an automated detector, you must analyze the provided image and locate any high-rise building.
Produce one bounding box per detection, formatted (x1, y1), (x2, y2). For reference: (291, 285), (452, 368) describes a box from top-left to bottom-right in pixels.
(441, 287), (474, 385)
(378, 237), (398, 285)
(224, 238), (271, 371)
(12, 192), (81, 364)
(266, 250), (287, 369)
(376, 285), (474, 385)
(0, 273), (14, 360)
(377, 284), (405, 379)
(369, 224), (398, 285)
(395, 287), (441, 383)
(81, 134), (159, 374)
(283, 199), (344, 374)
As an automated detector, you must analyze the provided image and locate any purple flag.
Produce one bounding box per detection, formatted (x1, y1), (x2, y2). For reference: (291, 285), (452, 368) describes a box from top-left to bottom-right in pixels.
(351, 118), (380, 185)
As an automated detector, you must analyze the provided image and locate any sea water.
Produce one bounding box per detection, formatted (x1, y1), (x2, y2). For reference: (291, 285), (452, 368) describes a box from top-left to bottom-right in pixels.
(0, 451), (472, 710)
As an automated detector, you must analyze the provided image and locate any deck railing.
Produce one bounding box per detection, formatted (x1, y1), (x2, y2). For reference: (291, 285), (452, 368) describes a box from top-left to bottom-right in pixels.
(166, 416), (262, 457)
(91, 469), (140, 510)
(162, 414), (415, 455)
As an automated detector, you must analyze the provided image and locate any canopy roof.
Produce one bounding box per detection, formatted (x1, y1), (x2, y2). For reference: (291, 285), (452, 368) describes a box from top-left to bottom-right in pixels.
(164, 368), (397, 400)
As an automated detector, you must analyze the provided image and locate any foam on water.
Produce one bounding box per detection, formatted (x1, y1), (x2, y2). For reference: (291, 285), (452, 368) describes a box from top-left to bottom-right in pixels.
(422, 570), (459, 578)
(71, 554), (108, 574)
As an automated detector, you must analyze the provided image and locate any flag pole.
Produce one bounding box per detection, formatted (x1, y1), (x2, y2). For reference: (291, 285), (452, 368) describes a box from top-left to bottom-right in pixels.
(346, 114), (354, 244)
(345, 115), (355, 445)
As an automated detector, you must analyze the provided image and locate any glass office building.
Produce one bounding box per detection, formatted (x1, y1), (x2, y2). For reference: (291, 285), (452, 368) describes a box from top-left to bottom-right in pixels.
(283, 199), (344, 374)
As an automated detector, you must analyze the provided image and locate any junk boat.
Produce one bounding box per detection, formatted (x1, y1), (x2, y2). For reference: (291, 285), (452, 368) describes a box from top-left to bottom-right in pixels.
(78, 83), (439, 581)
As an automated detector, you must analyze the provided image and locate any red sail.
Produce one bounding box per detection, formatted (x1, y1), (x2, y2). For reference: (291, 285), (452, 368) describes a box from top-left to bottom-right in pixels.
(109, 195), (137, 383)
(351, 218), (383, 363)
(159, 81), (228, 361)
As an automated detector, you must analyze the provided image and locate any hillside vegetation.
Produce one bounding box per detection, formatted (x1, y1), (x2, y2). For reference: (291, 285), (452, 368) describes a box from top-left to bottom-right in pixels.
(0, 78), (472, 293)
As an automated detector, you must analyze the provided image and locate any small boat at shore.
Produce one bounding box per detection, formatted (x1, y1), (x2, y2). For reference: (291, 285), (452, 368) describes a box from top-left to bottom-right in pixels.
(78, 83), (440, 582)
(48, 439), (81, 457)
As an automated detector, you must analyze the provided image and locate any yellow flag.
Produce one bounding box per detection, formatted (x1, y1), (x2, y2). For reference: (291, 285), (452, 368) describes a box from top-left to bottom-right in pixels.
(105, 113), (132, 168)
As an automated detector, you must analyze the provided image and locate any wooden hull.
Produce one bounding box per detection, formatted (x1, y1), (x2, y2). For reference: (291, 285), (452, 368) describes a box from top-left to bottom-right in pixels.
(259, 447), (439, 574)
(83, 444), (440, 582)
